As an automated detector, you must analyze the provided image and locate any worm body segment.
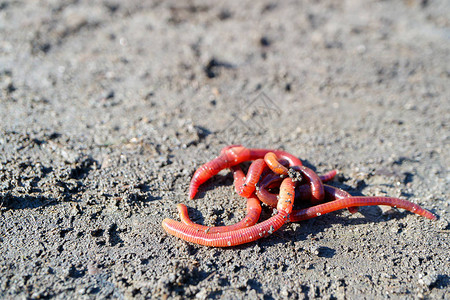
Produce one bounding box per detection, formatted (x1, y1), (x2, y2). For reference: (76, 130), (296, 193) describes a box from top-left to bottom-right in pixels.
(162, 178), (295, 247)
(289, 196), (436, 222)
(176, 196), (261, 234)
(189, 146), (303, 199)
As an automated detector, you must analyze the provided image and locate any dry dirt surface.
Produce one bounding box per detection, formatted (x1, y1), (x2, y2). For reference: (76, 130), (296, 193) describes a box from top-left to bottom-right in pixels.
(1, 0), (449, 299)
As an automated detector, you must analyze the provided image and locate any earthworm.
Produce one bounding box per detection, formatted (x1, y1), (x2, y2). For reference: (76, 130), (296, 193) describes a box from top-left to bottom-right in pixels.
(291, 165), (324, 204)
(189, 146), (302, 199)
(234, 159), (269, 198)
(180, 160), (278, 233)
(189, 145), (251, 199)
(176, 196), (261, 234)
(319, 169), (338, 182)
(289, 196), (437, 222)
(264, 152), (289, 175)
(175, 165), (262, 234)
(262, 152), (324, 203)
(295, 184), (358, 214)
(249, 148), (303, 167)
(162, 178), (295, 247)
(234, 156), (292, 198)
(255, 173), (283, 207)
(256, 175), (358, 214)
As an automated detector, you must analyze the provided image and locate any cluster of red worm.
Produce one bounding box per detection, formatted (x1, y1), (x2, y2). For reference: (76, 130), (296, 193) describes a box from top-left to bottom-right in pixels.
(162, 145), (436, 247)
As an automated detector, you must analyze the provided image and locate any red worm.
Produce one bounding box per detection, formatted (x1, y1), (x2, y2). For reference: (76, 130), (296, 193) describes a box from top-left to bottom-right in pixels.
(249, 148), (303, 167)
(295, 184), (350, 201)
(264, 152), (289, 175)
(175, 165), (261, 234)
(289, 196), (436, 222)
(256, 175), (358, 214)
(291, 165), (324, 204)
(255, 173), (283, 207)
(176, 196), (261, 233)
(188, 146), (252, 199)
(234, 155), (292, 198)
(162, 178), (295, 247)
(262, 152), (324, 203)
(296, 184), (358, 214)
(189, 146), (303, 199)
(234, 159), (269, 198)
(319, 169), (338, 182)
(231, 164), (246, 195)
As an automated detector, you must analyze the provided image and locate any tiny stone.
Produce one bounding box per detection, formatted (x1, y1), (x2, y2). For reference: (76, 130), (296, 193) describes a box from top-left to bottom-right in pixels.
(196, 288), (208, 299)
(436, 219), (449, 230)
(168, 273), (176, 283)
(390, 225), (400, 234)
(87, 262), (100, 275)
(307, 244), (320, 256)
(418, 272), (438, 288)
(280, 286), (289, 297)
(248, 289), (258, 298)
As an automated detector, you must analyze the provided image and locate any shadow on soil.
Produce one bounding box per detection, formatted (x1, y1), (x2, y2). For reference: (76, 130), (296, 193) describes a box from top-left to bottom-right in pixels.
(0, 193), (58, 210)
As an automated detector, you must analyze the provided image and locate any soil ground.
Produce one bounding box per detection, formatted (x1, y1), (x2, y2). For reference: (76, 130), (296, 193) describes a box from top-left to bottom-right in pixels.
(1, 0), (449, 299)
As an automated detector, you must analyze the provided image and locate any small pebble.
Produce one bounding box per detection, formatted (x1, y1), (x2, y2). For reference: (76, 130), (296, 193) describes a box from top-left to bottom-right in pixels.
(418, 272), (438, 288)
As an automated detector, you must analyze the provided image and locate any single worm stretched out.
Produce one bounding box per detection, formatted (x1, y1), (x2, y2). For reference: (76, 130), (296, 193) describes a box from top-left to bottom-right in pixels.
(295, 184), (358, 214)
(162, 178), (295, 247)
(255, 178), (433, 220)
(289, 196), (437, 222)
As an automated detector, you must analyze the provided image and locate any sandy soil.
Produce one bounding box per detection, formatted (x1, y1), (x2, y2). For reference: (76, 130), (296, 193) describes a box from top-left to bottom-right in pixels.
(1, 0), (449, 299)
